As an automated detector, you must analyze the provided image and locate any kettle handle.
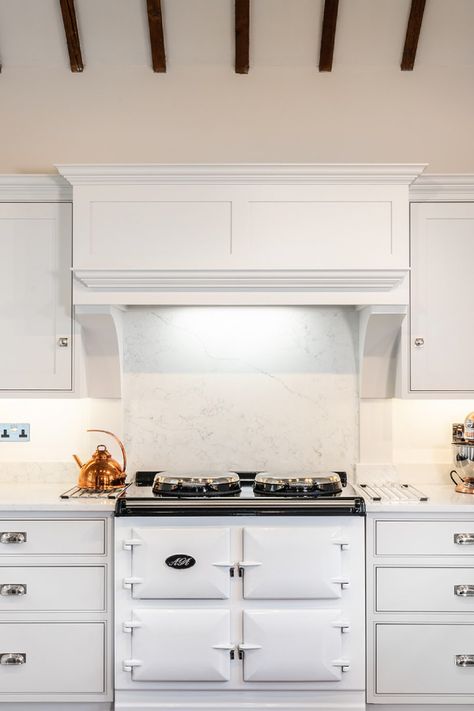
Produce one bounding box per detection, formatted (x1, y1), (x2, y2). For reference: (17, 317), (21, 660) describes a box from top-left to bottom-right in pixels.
(87, 430), (127, 474)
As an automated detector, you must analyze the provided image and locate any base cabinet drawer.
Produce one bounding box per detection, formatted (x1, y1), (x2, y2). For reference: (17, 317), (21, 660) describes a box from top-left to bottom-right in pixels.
(376, 521), (474, 556)
(377, 567), (474, 612)
(0, 622), (104, 694)
(0, 520), (105, 556)
(0, 566), (105, 611)
(376, 624), (474, 695)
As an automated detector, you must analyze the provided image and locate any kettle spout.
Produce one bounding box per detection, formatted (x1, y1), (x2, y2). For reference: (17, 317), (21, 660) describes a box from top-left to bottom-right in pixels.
(73, 454), (83, 469)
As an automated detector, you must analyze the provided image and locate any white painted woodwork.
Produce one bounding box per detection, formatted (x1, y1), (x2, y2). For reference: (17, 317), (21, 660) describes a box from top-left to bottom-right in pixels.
(376, 624), (474, 695)
(129, 527), (231, 599)
(410, 202), (474, 391)
(242, 609), (344, 682)
(130, 608), (231, 681)
(0, 519), (105, 556)
(375, 520), (474, 556)
(242, 526), (344, 599)
(358, 305), (407, 398)
(0, 566), (105, 611)
(0, 202), (72, 390)
(0, 622), (104, 694)
(75, 305), (123, 398)
(376, 567), (474, 613)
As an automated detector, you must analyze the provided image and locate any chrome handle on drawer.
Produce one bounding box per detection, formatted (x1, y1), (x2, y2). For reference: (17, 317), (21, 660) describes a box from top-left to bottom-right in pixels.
(456, 655), (474, 667)
(0, 584), (26, 597)
(0, 653), (26, 665)
(454, 533), (474, 545)
(0, 532), (26, 545)
(455, 584), (474, 597)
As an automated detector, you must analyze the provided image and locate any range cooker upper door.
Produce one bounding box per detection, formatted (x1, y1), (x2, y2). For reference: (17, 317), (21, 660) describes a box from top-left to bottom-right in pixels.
(241, 526), (348, 599)
(127, 527), (231, 599)
(127, 608), (232, 681)
(241, 609), (347, 682)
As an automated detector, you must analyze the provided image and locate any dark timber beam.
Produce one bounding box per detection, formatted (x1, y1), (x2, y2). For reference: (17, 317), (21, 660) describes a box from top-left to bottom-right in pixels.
(235, 0), (250, 74)
(59, 0), (83, 72)
(319, 0), (339, 71)
(146, 0), (166, 72)
(401, 0), (426, 70)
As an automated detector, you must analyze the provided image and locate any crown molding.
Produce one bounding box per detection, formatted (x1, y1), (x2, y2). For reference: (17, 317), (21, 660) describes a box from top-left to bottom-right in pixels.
(73, 269), (407, 292)
(57, 163), (427, 186)
(0, 175), (72, 201)
(410, 174), (474, 201)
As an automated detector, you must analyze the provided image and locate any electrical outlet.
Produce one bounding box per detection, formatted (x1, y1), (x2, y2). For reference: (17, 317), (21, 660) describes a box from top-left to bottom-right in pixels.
(0, 424), (30, 442)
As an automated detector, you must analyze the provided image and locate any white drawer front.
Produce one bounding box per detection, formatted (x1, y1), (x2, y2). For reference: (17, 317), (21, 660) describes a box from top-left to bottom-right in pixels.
(377, 567), (474, 612)
(130, 609), (231, 681)
(376, 624), (474, 695)
(0, 567), (105, 611)
(0, 520), (105, 556)
(0, 622), (104, 694)
(242, 526), (345, 599)
(242, 609), (344, 682)
(130, 527), (231, 599)
(376, 521), (474, 556)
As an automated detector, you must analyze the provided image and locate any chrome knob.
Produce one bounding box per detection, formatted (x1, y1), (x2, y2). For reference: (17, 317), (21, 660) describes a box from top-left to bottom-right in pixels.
(414, 337), (424, 347)
(0, 653), (26, 665)
(57, 337), (69, 348)
(0, 584), (26, 597)
(0, 532), (26, 544)
(456, 654), (474, 667)
(454, 533), (474, 545)
(455, 584), (474, 597)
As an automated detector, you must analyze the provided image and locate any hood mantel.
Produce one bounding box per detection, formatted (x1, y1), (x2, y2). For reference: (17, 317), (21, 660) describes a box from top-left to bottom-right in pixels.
(56, 162), (426, 307)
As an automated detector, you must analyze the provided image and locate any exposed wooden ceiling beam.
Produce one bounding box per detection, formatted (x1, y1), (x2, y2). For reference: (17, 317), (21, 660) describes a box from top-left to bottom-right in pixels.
(319, 0), (339, 72)
(59, 0), (83, 72)
(146, 0), (166, 73)
(235, 0), (250, 74)
(401, 0), (426, 71)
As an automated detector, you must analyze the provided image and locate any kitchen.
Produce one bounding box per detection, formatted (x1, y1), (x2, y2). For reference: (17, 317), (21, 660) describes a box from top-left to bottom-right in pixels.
(1, 1), (474, 710)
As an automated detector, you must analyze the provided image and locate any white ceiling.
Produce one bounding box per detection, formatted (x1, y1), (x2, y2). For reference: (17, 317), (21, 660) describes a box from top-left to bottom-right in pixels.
(0, 0), (473, 71)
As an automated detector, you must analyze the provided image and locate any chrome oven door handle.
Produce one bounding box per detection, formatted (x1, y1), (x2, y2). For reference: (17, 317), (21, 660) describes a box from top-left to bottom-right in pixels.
(0, 653), (26, 665)
(456, 655), (474, 667)
(0, 532), (26, 545)
(454, 533), (474, 545)
(454, 584), (474, 597)
(0, 584), (26, 597)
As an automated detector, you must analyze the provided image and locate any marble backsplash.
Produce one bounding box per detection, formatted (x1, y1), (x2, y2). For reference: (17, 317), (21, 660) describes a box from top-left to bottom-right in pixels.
(123, 306), (359, 474)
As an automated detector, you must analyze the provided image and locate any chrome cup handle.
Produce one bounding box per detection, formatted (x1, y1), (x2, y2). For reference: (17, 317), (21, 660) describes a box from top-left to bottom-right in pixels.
(0, 653), (26, 665)
(456, 655), (474, 667)
(0, 584), (26, 597)
(0, 532), (26, 545)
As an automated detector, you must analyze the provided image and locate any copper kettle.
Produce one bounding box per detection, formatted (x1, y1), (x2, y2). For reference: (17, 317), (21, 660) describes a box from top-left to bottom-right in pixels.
(73, 429), (127, 490)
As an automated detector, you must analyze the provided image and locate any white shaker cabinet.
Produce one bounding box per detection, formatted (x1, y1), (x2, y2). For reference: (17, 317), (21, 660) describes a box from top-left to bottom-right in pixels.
(410, 202), (474, 392)
(0, 202), (72, 390)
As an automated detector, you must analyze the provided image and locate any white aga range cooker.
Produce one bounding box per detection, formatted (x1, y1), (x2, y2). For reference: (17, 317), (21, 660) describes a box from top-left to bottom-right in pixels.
(114, 471), (366, 711)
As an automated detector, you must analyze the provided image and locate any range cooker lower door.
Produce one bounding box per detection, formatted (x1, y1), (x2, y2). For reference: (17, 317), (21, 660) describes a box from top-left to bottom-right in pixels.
(242, 526), (347, 598)
(126, 609), (232, 681)
(127, 527), (231, 599)
(241, 609), (347, 682)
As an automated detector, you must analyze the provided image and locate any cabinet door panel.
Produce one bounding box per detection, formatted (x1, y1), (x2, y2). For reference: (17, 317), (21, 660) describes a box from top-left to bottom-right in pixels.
(377, 567), (474, 612)
(242, 609), (344, 682)
(130, 527), (231, 599)
(0, 203), (72, 390)
(130, 609), (231, 681)
(411, 202), (474, 391)
(376, 624), (474, 695)
(242, 526), (344, 599)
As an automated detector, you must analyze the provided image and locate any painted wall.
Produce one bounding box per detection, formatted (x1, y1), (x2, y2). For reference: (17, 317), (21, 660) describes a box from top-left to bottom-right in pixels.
(0, 0), (473, 172)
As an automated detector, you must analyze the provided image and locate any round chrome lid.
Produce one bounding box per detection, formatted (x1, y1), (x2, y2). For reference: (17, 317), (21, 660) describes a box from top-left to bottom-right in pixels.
(152, 472), (241, 497)
(253, 471), (342, 495)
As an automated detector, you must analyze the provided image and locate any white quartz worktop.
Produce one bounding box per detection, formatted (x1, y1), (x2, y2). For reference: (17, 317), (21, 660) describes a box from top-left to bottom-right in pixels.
(363, 484), (474, 514)
(0, 481), (116, 512)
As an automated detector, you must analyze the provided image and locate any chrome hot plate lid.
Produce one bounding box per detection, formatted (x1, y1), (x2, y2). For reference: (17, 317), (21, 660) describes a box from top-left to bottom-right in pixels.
(254, 471), (343, 495)
(152, 472), (241, 497)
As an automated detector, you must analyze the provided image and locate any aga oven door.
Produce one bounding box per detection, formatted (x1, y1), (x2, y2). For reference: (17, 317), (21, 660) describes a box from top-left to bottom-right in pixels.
(127, 527), (231, 598)
(241, 526), (347, 598)
(241, 609), (347, 681)
(126, 609), (232, 681)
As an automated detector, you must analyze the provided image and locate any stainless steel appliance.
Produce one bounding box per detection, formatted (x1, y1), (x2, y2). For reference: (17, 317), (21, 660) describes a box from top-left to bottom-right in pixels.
(114, 471), (365, 711)
(451, 423), (474, 493)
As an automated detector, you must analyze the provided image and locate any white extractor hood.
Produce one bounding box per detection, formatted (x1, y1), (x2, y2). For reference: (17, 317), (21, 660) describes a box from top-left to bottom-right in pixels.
(56, 163), (425, 307)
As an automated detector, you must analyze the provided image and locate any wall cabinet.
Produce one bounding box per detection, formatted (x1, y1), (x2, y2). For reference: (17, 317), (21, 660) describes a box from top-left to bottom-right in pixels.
(410, 202), (474, 392)
(367, 513), (474, 705)
(0, 202), (72, 390)
(0, 514), (112, 704)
